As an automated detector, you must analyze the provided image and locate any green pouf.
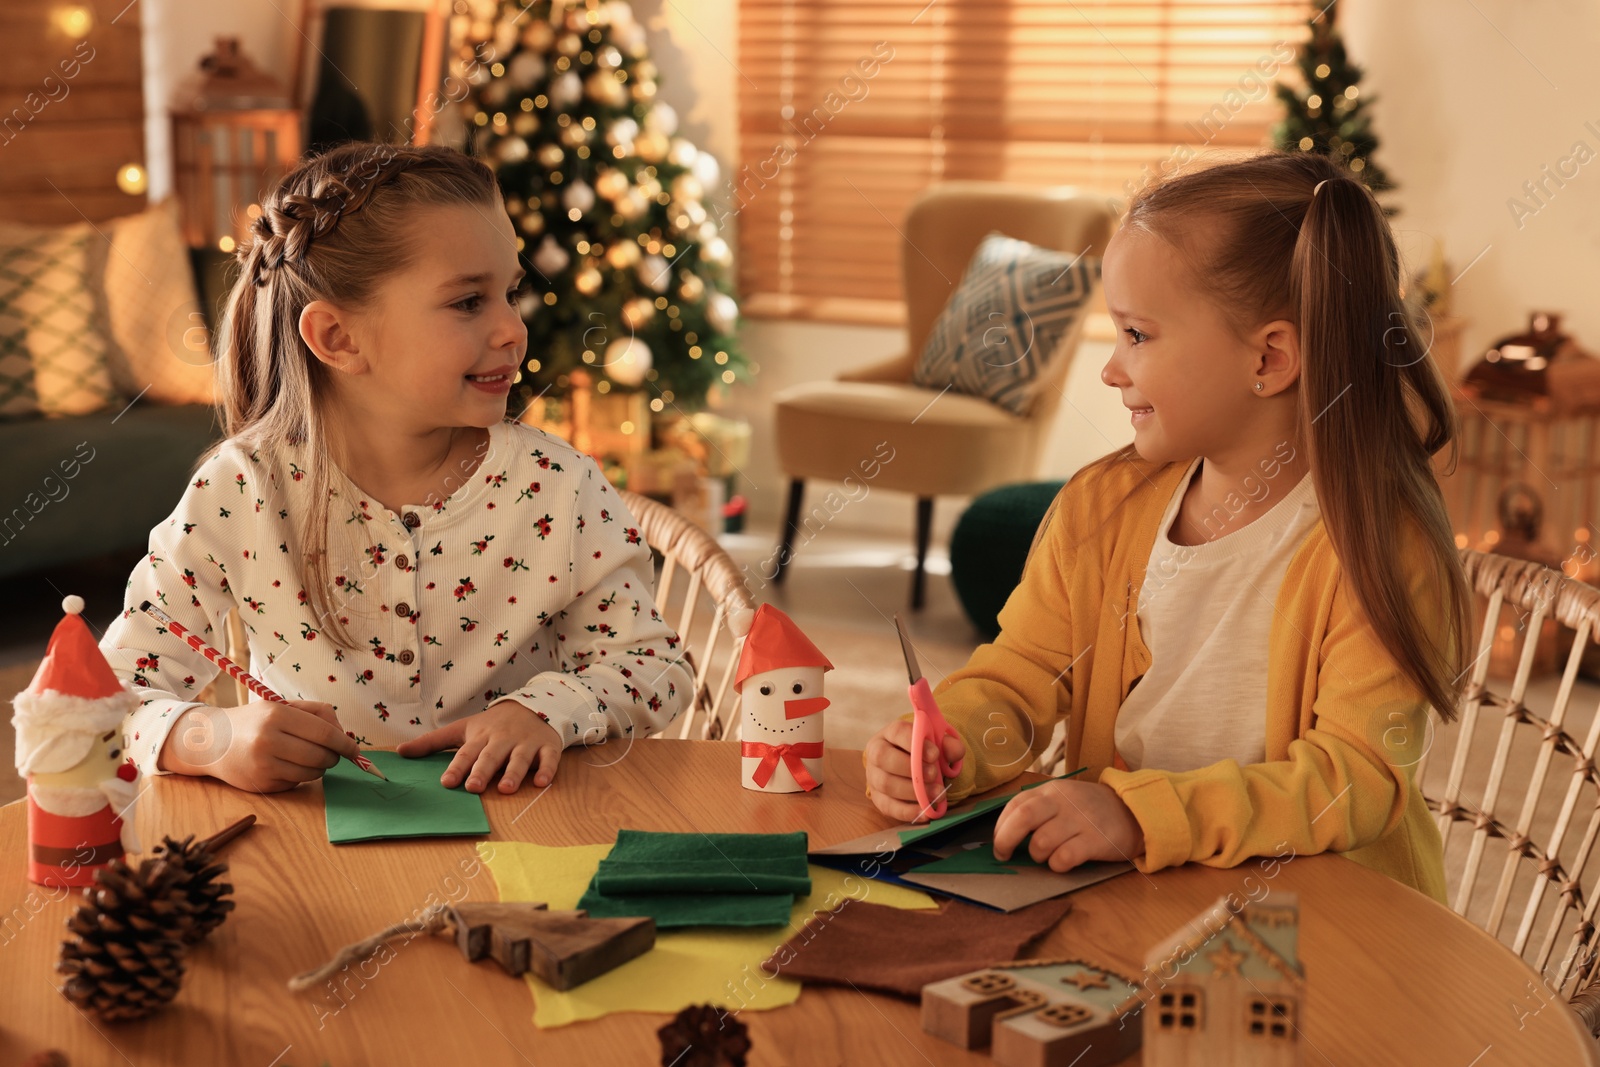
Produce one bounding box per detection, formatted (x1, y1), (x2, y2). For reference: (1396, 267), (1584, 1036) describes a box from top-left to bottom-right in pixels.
(950, 481), (1066, 640)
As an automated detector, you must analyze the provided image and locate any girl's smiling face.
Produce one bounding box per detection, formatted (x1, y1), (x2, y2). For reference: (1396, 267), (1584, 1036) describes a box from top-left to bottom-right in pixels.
(308, 201), (529, 432)
(1099, 225), (1298, 467)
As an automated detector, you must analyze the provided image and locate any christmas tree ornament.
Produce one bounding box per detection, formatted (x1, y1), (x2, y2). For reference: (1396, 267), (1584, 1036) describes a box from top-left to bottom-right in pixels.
(586, 71), (626, 107)
(533, 235), (571, 276)
(608, 115), (639, 146)
(634, 129), (669, 161)
(513, 111), (539, 136)
(644, 101), (677, 136)
(704, 237), (732, 268)
(497, 136), (530, 163)
(691, 150), (721, 189)
(55, 816), (253, 1022)
(621, 295), (655, 328)
(668, 138), (698, 168)
(657, 1003), (752, 1067)
(574, 265), (603, 297)
(560, 122), (591, 147)
(556, 32), (582, 57)
(12, 595), (141, 888)
(678, 273), (704, 303)
(736, 604), (833, 794)
(637, 253), (670, 292)
(707, 291), (739, 335)
(520, 209), (545, 235)
(536, 142), (566, 169)
(671, 173), (702, 203)
(288, 901), (654, 993)
(563, 179), (596, 214)
(616, 189), (648, 220)
(509, 50), (545, 88)
(607, 240), (641, 270)
(604, 336), (652, 387)
(595, 168), (630, 201)
(549, 69), (582, 107)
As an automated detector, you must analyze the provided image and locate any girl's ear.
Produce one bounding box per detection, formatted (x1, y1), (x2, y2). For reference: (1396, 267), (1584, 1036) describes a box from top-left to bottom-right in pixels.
(300, 300), (369, 375)
(1251, 318), (1301, 392)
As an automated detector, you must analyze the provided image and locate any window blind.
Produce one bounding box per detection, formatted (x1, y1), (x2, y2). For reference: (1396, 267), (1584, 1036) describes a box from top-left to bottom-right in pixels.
(735, 0), (1312, 324)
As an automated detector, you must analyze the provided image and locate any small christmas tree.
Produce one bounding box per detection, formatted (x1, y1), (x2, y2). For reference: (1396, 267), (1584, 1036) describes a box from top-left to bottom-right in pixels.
(1272, 7), (1396, 211)
(454, 0), (748, 414)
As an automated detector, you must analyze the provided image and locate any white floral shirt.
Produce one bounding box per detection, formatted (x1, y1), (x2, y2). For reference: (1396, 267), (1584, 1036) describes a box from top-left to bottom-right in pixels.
(101, 419), (693, 777)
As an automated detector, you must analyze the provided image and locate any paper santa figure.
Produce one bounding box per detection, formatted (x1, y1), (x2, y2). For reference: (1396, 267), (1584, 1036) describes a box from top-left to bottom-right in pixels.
(736, 604), (833, 793)
(12, 595), (142, 887)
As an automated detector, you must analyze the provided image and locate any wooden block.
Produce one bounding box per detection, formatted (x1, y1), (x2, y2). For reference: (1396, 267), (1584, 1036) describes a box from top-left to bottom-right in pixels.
(922, 959), (1144, 1067)
(448, 902), (656, 991)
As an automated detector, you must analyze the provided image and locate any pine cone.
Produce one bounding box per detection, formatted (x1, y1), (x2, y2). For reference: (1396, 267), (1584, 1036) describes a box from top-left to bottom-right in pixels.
(657, 1004), (752, 1067)
(153, 833), (237, 944)
(56, 856), (194, 1022)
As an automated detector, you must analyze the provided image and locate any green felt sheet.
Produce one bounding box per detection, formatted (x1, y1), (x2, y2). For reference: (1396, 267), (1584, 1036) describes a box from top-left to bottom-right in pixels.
(592, 830), (812, 894)
(321, 750), (490, 844)
(896, 768), (1087, 846)
(577, 830), (811, 928)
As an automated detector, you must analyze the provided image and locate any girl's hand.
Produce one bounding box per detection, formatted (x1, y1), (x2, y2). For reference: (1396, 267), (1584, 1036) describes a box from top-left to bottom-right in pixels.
(396, 700), (563, 793)
(863, 718), (966, 823)
(160, 700), (362, 793)
(993, 780), (1146, 872)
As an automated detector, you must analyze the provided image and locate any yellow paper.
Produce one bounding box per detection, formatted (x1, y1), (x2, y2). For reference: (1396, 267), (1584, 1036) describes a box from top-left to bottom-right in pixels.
(477, 841), (936, 1027)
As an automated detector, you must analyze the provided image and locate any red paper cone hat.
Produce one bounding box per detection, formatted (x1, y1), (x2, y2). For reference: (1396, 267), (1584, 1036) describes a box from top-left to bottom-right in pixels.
(12, 595), (138, 776)
(735, 603), (833, 692)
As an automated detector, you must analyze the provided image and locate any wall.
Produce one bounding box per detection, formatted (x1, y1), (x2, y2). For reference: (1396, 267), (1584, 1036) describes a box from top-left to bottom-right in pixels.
(141, 0), (1600, 537)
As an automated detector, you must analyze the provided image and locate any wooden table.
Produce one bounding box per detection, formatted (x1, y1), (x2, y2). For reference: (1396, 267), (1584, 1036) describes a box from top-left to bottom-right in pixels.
(2, 741), (1595, 1066)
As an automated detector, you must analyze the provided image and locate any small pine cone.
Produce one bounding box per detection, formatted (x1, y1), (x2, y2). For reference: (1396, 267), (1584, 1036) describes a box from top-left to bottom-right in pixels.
(153, 834), (237, 944)
(657, 1004), (752, 1067)
(56, 857), (194, 1022)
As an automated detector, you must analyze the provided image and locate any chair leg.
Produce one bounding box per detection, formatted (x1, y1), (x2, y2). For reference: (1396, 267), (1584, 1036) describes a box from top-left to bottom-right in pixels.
(912, 496), (934, 611)
(773, 478), (805, 586)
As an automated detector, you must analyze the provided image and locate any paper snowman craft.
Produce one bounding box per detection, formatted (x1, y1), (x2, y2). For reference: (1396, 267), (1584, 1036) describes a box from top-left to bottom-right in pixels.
(736, 604), (833, 793)
(12, 595), (142, 887)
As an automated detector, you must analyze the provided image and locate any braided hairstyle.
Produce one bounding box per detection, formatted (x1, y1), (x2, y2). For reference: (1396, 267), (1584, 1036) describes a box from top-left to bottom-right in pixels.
(1079, 149), (1470, 732)
(204, 141), (501, 652)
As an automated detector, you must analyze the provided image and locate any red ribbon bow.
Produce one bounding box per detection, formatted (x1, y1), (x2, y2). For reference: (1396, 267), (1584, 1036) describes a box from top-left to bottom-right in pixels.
(741, 740), (824, 791)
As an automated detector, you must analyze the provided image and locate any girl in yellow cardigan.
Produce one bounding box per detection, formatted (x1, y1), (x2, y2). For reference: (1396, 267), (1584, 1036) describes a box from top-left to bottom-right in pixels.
(864, 150), (1471, 903)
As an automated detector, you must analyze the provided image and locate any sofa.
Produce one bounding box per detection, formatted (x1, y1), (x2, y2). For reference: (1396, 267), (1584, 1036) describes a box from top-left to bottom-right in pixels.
(0, 201), (232, 580)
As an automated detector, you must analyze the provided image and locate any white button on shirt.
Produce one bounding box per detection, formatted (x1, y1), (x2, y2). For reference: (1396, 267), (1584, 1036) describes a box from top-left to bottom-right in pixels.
(1113, 456), (1321, 773)
(101, 420), (694, 776)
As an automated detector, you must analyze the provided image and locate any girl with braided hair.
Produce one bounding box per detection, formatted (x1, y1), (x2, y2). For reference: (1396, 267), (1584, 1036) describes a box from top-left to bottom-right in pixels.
(864, 150), (1471, 902)
(101, 142), (694, 796)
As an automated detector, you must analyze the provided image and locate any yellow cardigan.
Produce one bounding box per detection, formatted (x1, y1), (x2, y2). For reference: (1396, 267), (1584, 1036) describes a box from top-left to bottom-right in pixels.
(930, 454), (1451, 903)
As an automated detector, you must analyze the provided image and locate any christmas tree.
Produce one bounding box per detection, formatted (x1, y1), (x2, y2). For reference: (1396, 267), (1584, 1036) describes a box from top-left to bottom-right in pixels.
(1271, 7), (1396, 210)
(453, 0), (747, 414)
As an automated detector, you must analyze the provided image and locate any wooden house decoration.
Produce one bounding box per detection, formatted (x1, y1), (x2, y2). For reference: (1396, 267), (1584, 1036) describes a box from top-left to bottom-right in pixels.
(1142, 893), (1304, 1067)
(921, 957), (1143, 1067)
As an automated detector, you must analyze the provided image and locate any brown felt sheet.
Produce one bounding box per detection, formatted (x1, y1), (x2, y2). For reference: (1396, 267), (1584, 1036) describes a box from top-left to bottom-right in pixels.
(760, 895), (1075, 999)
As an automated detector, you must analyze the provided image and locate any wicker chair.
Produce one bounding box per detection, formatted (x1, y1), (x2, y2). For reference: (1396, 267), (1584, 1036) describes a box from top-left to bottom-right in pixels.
(617, 488), (755, 741)
(1421, 549), (1600, 1010)
(205, 489), (756, 742)
(1020, 547), (1600, 1011)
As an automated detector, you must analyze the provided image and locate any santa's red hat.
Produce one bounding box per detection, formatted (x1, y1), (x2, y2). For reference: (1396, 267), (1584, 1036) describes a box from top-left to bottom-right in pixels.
(12, 595), (139, 776)
(735, 603), (833, 692)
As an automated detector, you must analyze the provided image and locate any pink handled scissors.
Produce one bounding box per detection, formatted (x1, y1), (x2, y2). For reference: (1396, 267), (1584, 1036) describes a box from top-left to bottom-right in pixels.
(895, 612), (963, 820)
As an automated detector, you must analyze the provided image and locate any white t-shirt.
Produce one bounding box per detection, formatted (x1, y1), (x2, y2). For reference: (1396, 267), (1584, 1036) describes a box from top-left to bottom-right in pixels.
(1113, 456), (1321, 772)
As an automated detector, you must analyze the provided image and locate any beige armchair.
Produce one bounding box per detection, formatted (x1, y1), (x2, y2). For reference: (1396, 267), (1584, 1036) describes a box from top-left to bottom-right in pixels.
(770, 181), (1118, 608)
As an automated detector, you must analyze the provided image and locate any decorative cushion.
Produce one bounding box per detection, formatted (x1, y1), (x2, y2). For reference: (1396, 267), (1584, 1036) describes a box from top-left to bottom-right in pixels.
(912, 232), (1100, 416)
(0, 221), (120, 419)
(100, 199), (216, 405)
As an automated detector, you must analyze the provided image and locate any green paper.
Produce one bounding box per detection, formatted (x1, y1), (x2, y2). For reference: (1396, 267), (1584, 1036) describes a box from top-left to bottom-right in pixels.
(914, 841), (1043, 876)
(578, 830), (811, 928)
(897, 768), (1087, 846)
(593, 830), (812, 895)
(322, 751), (490, 844)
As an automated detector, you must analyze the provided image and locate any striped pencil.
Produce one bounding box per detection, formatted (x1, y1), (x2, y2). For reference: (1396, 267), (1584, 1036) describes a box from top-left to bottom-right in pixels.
(137, 600), (388, 781)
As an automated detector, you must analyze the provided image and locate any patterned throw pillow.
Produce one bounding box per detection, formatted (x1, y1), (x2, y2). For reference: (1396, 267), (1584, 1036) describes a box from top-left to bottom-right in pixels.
(100, 199), (216, 405)
(912, 232), (1101, 416)
(0, 221), (120, 418)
